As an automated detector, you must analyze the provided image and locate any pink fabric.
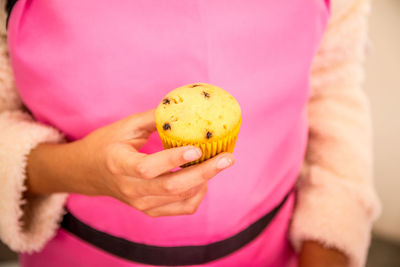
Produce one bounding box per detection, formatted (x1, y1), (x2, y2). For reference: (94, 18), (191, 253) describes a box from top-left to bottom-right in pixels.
(20, 195), (297, 267)
(8, 0), (329, 266)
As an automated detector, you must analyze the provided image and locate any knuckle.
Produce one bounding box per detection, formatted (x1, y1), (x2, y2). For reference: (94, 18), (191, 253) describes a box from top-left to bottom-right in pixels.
(120, 185), (135, 200)
(136, 162), (153, 179)
(179, 187), (197, 199)
(163, 180), (178, 194)
(132, 200), (147, 211)
(144, 211), (160, 218)
(184, 204), (199, 215)
(199, 169), (210, 182)
(118, 180), (140, 200)
(135, 182), (148, 197)
(167, 155), (179, 167)
(163, 180), (175, 194)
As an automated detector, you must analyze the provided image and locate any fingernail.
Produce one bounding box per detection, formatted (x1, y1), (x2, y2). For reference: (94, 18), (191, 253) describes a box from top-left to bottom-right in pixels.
(217, 157), (232, 170)
(183, 148), (202, 161)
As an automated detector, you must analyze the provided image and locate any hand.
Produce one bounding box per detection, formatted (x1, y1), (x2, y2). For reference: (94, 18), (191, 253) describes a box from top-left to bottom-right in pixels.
(26, 110), (235, 217)
(299, 241), (349, 267)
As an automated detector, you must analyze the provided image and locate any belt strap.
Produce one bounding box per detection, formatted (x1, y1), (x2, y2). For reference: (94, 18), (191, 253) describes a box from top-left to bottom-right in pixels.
(61, 191), (291, 266)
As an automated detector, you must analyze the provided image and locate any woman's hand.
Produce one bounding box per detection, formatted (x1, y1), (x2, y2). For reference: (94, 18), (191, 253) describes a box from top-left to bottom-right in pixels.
(26, 110), (234, 217)
(299, 241), (350, 267)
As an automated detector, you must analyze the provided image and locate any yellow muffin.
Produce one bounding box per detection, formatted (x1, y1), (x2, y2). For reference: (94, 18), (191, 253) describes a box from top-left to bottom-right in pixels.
(155, 83), (241, 165)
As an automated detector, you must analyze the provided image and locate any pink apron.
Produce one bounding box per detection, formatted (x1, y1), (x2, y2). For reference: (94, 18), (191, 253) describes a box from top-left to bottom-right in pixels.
(7, 0), (329, 266)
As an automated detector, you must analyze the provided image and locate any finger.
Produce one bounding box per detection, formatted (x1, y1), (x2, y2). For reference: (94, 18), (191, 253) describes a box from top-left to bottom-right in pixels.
(144, 152), (234, 196)
(129, 185), (203, 211)
(132, 146), (202, 179)
(133, 109), (157, 132)
(120, 109), (157, 134)
(145, 184), (208, 217)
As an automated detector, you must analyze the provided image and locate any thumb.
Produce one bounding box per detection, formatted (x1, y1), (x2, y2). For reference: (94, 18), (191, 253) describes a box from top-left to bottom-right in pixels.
(120, 109), (156, 136)
(133, 109), (157, 132)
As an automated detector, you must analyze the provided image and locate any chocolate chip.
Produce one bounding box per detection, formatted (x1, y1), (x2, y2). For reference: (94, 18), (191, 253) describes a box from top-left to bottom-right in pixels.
(206, 131), (212, 139)
(162, 98), (170, 104)
(202, 91), (210, 98)
(191, 84), (201, 88)
(163, 123), (171, 130)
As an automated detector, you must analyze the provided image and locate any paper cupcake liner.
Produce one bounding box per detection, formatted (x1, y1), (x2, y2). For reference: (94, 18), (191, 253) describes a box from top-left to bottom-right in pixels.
(158, 120), (241, 166)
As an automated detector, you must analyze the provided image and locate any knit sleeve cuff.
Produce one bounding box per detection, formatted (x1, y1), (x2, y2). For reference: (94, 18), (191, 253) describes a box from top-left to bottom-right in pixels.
(0, 111), (67, 253)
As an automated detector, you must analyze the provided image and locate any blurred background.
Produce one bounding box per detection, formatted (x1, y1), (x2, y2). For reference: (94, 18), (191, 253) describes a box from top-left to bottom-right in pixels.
(1, 0), (399, 266)
(363, 0), (400, 266)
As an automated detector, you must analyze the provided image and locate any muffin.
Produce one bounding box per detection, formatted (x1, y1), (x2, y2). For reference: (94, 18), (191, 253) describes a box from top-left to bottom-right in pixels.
(155, 83), (241, 165)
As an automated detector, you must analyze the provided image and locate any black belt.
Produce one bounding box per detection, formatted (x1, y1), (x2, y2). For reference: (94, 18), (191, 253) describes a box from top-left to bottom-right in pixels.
(61, 191), (292, 266)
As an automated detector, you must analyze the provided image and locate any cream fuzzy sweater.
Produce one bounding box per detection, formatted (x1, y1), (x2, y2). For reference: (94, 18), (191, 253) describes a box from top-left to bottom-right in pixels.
(0, 0), (381, 266)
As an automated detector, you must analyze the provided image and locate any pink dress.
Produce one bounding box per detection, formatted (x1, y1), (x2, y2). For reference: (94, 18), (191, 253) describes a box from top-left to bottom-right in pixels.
(7, 0), (329, 266)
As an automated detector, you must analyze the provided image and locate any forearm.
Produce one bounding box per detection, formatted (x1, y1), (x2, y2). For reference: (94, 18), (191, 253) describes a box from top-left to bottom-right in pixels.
(26, 141), (98, 196)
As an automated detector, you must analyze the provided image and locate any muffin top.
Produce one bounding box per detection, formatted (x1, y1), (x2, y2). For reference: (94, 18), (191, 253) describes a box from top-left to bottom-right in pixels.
(155, 83), (241, 142)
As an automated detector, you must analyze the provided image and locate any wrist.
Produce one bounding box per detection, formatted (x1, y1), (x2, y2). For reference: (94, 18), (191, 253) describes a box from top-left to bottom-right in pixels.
(26, 141), (95, 196)
(299, 240), (349, 267)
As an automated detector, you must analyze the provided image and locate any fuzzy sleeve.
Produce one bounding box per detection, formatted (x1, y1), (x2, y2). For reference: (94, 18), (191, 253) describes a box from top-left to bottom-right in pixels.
(0, 4), (67, 252)
(290, 0), (381, 266)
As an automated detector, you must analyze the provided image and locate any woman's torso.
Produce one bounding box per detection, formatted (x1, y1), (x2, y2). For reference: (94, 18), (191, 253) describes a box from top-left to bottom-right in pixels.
(7, 1), (329, 266)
